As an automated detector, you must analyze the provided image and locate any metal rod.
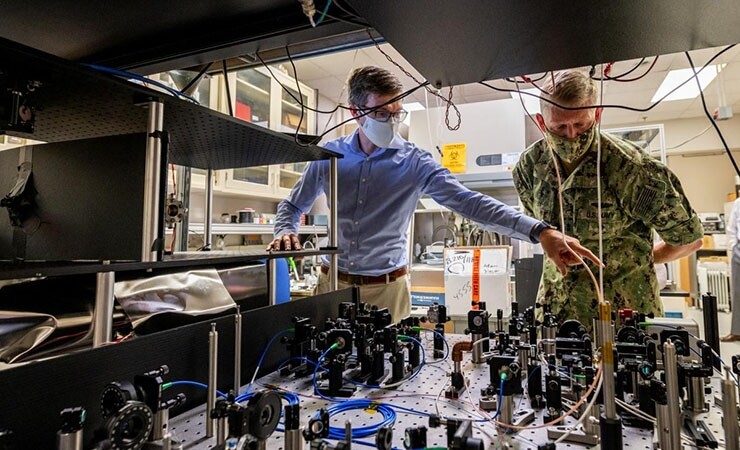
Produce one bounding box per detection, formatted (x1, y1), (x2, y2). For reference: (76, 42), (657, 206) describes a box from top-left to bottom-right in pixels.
(723, 368), (739, 450)
(599, 302), (617, 419)
(207, 323), (218, 438)
(268, 259), (277, 305)
(583, 404), (599, 436)
(222, 60), (234, 117)
(344, 420), (352, 444)
(152, 409), (169, 441)
(663, 341), (682, 450)
(142, 100), (164, 261)
(688, 377), (706, 413)
(92, 271), (115, 347)
(656, 403), (671, 450)
(234, 306), (242, 393)
(471, 333), (484, 364)
(180, 62), (213, 96)
(204, 169), (214, 250)
(500, 395), (514, 426)
(329, 156), (338, 291)
(284, 429), (303, 450)
(56, 431), (82, 450)
(175, 165), (190, 252)
(543, 326), (556, 356)
(216, 417), (227, 445)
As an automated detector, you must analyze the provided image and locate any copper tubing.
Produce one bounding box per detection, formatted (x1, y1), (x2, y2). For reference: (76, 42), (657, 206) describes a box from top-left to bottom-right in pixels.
(452, 341), (473, 362)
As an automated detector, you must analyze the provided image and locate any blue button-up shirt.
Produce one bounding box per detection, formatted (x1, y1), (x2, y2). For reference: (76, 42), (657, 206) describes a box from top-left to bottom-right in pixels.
(274, 131), (541, 276)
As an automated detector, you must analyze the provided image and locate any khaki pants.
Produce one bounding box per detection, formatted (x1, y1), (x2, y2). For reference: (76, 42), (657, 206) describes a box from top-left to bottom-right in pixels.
(315, 271), (411, 322)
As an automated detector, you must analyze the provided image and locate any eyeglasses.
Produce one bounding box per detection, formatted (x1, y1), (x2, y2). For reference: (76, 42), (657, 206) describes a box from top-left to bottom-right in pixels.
(359, 106), (408, 123)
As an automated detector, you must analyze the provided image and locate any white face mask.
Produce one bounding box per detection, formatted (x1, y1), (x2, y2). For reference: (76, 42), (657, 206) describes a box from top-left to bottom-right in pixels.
(360, 116), (399, 148)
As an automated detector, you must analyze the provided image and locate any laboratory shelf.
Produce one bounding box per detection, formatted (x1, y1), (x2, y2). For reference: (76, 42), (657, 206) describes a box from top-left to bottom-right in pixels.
(0, 249), (339, 281)
(187, 223), (327, 235)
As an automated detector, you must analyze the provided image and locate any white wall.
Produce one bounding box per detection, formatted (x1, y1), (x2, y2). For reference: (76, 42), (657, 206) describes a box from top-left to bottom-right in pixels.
(666, 151), (739, 212)
(408, 99), (525, 170)
(610, 116), (740, 213)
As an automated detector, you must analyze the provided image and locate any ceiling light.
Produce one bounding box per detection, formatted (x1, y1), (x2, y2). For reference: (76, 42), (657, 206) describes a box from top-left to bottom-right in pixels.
(509, 88), (541, 115)
(651, 65), (724, 102)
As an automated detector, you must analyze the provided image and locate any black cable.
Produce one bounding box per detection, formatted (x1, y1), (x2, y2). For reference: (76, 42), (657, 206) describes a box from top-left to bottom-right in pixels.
(221, 60), (234, 117)
(478, 43), (736, 114)
(255, 51), (350, 115)
(505, 72), (550, 83)
(254, 46), (426, 146)
(591, 58), (646, 81)
(179, 62), (213, 95)
(316, 83), (428, 142)
(285, 45), (307, 146)
(607, 57), (646, 80)
(607, 56), (659, 82)
(365, 29), (461, 131)
(685, 51), (740, 177)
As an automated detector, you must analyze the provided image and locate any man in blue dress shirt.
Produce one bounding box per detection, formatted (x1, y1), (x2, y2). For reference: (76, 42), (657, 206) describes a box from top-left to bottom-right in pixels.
(269, 66), (599, 320)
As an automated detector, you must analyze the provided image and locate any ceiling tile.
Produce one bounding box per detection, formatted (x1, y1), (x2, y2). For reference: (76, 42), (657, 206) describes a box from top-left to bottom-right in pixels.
(290, 60), (331, 81)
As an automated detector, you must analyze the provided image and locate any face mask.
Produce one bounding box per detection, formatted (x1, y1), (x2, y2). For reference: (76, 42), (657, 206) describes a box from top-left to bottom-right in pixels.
(544, 125), (596, 164)
(360, 116), (399, 148)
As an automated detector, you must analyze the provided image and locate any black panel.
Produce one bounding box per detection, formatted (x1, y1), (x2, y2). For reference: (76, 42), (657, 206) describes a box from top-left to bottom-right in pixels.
(513, 255), (544, 312)
(0, 289), (352, 448)
(348, 0), (740, 86)
(0, 134), (147, 262)
(0, 37), (340, 170)
(0, 1), (366, 74)
(162, 100), (340, 169)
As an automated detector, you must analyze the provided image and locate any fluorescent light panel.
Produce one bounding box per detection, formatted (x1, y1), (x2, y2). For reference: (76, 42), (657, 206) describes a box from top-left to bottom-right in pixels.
(651, 65), (724, 102)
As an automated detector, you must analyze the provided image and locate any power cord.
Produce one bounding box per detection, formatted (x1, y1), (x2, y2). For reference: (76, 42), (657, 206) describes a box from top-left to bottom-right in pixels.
(480, 43), (736, 114)
(366, 29), (461, 131)
(685, 50), (740, 177)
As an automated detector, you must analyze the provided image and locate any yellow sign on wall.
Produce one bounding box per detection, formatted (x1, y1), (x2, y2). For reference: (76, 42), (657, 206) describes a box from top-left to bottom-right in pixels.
(441, 142), (467, 173)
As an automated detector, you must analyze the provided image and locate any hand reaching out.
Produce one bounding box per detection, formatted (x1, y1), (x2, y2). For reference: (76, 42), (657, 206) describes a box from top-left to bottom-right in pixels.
(539, 228), (602, 275)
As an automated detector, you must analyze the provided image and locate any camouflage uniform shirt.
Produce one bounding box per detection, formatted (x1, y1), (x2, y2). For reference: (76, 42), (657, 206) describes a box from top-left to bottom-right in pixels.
(512, 132), (703, 326)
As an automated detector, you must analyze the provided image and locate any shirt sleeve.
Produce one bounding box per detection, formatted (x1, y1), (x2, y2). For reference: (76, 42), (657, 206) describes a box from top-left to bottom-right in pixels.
(415, 150), (540, 242)
(273, 160), (325, 237)
(622, 158), (703, 246)
(728, 199), (739, 251)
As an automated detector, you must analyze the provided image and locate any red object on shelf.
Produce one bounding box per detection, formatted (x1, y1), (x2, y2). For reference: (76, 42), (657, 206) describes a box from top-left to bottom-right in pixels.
(235, 100), (252, 121)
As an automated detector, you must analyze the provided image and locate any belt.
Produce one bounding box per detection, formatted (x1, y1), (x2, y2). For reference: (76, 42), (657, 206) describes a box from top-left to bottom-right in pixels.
(321, 266), (408, 285)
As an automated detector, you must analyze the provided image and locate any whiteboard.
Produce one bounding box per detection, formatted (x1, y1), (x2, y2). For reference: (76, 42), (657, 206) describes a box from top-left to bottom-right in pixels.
(443, 246), (511, 316)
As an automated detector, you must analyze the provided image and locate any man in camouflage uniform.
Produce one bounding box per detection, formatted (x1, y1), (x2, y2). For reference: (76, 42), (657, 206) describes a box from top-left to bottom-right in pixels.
(513, 70), (703, 327)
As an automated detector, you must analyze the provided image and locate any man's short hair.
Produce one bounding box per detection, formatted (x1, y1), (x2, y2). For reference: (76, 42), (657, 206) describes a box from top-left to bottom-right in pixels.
(347, 66), (403, 107)
(539, 70), (598, 112)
